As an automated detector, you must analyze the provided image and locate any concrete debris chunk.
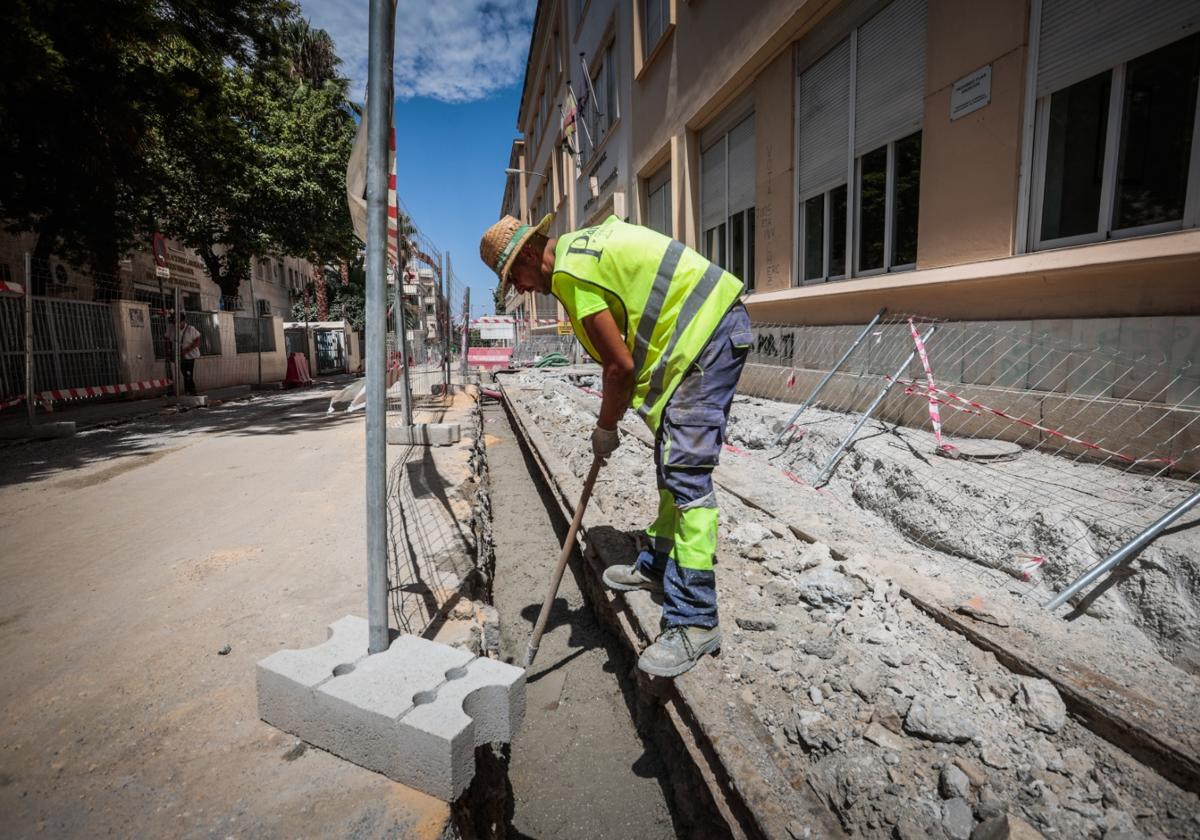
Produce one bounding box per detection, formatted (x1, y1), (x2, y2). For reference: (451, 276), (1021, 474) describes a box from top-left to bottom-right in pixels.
(942, 796), (976, 840)
(735, 616), (778, 632)
(1015, 676), (1067, 734)
(903, 695), (980, 743)
(863, 721), (907, 752)
(941, 763), (972, 799)
(795, 564), (867, 608)
(850, 668), (882, 701)
(969, 813), (1047, 840)
(955, 595), (1013, 627)
(953, 757), (989, 789)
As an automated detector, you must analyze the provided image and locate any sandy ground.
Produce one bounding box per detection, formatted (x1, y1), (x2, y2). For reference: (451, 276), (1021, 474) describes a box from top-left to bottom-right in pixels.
(483, 402), (679, 839)
(503, 369), (1200, 840)
(0, 385), (457, 839)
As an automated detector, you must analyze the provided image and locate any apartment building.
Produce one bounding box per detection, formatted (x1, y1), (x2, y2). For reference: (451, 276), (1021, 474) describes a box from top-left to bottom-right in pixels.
(507, 0), (1198, 363)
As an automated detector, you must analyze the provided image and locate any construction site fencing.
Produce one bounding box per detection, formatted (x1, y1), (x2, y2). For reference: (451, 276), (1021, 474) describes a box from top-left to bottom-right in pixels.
(510, 334), (580, 366)
(0, 254), (293, 415)
(734, 315), (1199, 608)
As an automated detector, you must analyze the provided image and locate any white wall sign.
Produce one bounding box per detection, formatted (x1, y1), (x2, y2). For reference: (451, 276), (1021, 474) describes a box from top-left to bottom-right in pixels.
(950, 65), (992, 121)
(480, 323), (515, 341)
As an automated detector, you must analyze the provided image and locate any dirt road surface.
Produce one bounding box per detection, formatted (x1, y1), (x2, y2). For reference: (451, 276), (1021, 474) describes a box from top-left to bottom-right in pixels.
(0, 385), (456, 838)
(484, 402), (680, 839)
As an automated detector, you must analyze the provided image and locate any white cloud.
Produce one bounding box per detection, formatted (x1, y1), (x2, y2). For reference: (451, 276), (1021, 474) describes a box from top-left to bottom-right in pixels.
(298, 0), (535, 103)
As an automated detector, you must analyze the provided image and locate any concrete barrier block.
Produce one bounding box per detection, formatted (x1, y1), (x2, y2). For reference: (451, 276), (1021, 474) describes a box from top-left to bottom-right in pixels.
(256, 616), (525, 802)
(387, 423), (462, 446)
(167, 395), (207, 408)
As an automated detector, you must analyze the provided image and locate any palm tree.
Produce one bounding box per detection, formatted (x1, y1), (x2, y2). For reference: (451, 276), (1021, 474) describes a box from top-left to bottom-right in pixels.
(276, 16), (339, 86)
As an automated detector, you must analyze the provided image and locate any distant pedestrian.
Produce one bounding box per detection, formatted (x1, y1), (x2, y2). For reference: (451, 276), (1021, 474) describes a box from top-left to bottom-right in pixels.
(177, 313), (201, 396)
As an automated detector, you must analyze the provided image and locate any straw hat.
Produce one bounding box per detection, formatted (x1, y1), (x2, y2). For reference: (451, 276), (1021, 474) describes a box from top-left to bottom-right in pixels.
(479, 213), (554, 287)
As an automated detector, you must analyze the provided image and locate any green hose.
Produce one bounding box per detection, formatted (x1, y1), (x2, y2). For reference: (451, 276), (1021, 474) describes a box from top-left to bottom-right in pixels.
(534, 352), (569, 368)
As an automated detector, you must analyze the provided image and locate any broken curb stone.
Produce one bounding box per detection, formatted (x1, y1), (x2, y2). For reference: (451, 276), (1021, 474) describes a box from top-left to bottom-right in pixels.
(904, 695), (980, 743)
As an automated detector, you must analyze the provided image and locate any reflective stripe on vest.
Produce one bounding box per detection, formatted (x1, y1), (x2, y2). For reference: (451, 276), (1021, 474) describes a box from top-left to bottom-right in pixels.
(552, 217), (743, 431)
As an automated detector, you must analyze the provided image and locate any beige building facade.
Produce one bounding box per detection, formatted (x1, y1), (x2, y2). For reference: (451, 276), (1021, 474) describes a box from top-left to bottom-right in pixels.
(508, 0), (1198, 362)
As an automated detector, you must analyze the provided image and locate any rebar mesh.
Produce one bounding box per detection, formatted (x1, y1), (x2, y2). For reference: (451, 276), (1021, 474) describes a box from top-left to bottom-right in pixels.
(731, 316), (1199, 606)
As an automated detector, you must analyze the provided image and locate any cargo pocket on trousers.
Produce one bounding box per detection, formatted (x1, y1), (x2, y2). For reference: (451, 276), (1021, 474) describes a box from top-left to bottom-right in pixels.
(663, 403), (726, 469)
(730, 327), (754, 357)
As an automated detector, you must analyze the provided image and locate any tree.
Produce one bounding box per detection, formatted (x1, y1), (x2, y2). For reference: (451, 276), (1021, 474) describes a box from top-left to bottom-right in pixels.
(157, 13), (358, 299)
(0, 0), (286, 282)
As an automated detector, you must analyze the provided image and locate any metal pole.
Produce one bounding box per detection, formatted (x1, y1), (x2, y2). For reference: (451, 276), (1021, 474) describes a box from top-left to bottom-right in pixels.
(814, 324), (937, 486)
(365, 0), (393, 655)
(1043, 486), (1200, 612)
(23, 253), (34, 426)
(248, 272), (262, 387)
(443, 252), (452, 390)
(775, 308), (886, 446)
(173, 286), (182, 398)
(461, 288), (470, 381)
(392, 272), (413, 425)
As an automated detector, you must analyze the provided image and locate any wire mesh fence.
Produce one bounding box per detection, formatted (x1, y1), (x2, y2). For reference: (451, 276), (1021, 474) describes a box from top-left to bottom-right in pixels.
(510, 334), (579, 367)
(0, 255), (294, 414)
(729, 315), (1199, 606)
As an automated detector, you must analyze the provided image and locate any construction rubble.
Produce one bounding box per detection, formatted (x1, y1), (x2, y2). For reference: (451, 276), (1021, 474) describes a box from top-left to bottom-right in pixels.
(497, 367), (1200, 840)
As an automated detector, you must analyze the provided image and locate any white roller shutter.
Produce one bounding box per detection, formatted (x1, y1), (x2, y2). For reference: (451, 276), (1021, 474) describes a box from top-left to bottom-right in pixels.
(727, 115), (756, 215)
(855, 0), (927, 155)
(798, 39), (851, 195)
(701, 140), (726, 230)
(1038, 0), (1200, 97)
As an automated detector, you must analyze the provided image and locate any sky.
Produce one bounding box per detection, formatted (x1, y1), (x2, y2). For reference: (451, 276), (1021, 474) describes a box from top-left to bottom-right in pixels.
(298, 0), (537, 316)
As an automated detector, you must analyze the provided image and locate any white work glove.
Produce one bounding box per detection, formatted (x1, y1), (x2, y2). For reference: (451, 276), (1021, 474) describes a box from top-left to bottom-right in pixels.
(591, 425), (620, 460)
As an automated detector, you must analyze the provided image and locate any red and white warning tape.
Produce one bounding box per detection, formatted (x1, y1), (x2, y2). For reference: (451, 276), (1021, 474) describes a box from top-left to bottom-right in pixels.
(906, 318), (954, 455)
(893, 378), (1176, 467)
(0, 379), (175, 411)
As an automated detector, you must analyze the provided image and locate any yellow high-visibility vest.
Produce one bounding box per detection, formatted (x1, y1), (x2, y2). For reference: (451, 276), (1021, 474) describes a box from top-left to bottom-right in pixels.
(551, 216), (744, 431)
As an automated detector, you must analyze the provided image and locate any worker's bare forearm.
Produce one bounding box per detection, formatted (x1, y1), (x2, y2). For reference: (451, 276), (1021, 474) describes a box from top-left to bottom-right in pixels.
(598, 364), (633, 430)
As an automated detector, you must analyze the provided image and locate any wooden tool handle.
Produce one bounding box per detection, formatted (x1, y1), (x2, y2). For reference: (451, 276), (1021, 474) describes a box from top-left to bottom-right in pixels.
(524, 455), (604, 668)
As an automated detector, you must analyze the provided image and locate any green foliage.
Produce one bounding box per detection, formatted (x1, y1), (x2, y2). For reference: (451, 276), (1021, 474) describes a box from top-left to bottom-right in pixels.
(0, 0), (357, 297)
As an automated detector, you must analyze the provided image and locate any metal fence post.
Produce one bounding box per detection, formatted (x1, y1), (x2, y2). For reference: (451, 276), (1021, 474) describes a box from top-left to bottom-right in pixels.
(443, 252), (452, 390)
(365, 0), (394, 654)
(173, 286), (182, 397)
(392, 271), (413, 426)
(460, 287), (470, 381)
(1043, 486), (1200, 612)
(814, 324), (937, 485)
(23, 253), (34, 426)
(775, 308), (886, 446)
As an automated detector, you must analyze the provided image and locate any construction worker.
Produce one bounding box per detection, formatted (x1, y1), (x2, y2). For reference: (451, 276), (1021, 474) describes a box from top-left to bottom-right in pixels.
(480, 213), (751, 677)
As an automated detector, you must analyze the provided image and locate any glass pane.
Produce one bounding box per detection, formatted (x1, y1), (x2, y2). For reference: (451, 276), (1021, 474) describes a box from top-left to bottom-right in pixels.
(717, 222), (727, 268)
(830, 185), (847, 277)
(1041, 71), (1111, 241)
(746, 208), (755, 291)
(804, 194), (825, 281)
(892, 131), (922, 266)
(730, 212), (745, 282)
(858, 146), (887, 271)
(664, 182), (673, 237)
(1114, 34), (1200, 230)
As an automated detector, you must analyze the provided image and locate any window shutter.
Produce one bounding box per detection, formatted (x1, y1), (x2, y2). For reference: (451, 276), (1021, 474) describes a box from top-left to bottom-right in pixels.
(701, 140), (727, 231)
(727, 116), (756, 215)
(1038, 0), (1200, 97)
(798, 39), (851, 195)
(854, 0), (927, 155)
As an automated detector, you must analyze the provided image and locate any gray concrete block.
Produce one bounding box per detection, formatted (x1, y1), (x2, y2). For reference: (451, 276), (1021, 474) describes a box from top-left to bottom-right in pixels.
(387, 423), (462, 446)
(167, 395), (207, 408)
(256, 615), (525, 801)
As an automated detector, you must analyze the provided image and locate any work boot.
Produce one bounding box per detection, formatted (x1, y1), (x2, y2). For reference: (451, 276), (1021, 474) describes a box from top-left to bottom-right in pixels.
(637, 624), (721, 678)
(602, 562), (663, 592)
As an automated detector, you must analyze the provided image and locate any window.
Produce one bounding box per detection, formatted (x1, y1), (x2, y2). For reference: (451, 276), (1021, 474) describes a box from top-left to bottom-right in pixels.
(1031, 32), (1200, 248)
(642, 0), (669, 59)
(794, 0), (926, 282)
(586, 42), (618, 155)
(0, 263), (10, 283)
(701, 114), (756, 290)
(646, 165), (672, 236)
